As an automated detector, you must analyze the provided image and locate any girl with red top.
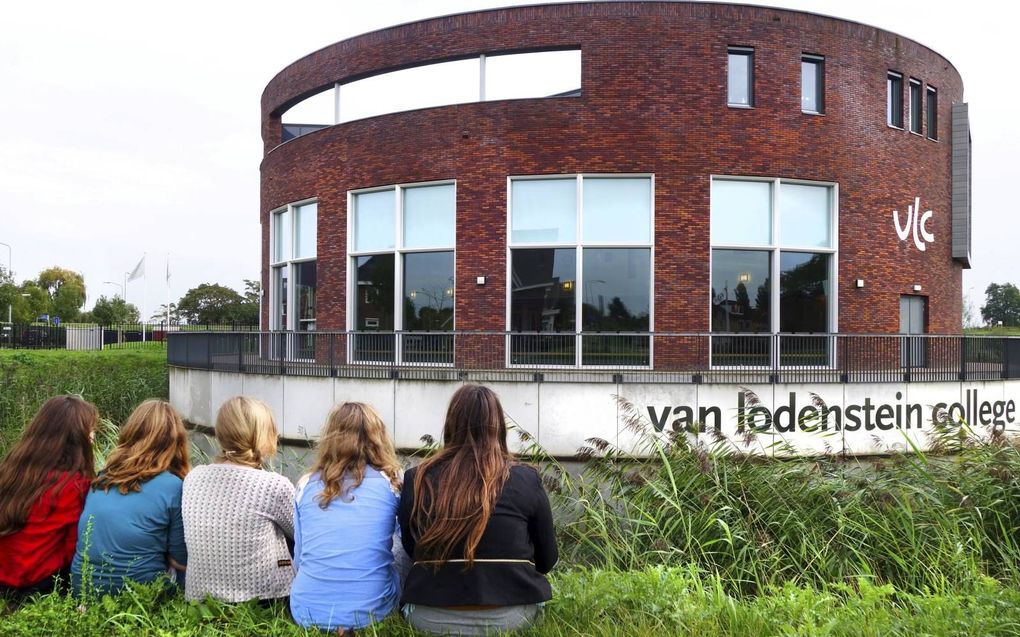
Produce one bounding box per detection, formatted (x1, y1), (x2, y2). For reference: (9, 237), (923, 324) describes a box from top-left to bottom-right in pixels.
(0, 395), (97, 595)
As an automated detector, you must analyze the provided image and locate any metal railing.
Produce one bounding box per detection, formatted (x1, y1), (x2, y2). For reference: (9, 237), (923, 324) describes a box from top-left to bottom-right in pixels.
(0, 323), (258, 351)
(167, 331), (1020, 384)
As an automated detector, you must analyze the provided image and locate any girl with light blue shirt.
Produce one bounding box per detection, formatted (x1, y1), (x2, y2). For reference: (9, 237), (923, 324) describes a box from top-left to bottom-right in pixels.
(290, 402), (403, 633)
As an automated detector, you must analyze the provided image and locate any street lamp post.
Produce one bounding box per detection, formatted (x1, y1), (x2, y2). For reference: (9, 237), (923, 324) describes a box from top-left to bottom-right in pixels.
(0, 241), (10, 275)
(103, 281), (124, 299)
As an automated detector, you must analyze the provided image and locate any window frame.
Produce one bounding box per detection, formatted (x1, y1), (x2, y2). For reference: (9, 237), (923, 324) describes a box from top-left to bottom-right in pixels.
(887, 71), (904, 129)
(346, 180), (457, 364)
(506, 173), (656, 368)
(801, 54), (825, 114)
(708, 175), (840, 368)
(727, 46), (755, 108)
(269, 198), (318, 333)
(909, 77), (923, 135)
(926, 85), (938, 141)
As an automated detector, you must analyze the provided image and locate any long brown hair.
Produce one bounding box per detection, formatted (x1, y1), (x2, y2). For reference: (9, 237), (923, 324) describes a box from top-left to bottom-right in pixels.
(0, 395), (98, 536)
(310, 402), (401, 508)
(93, 400), (191, 494)
(214, 396), (278, 469)
(410, 384), (513, 566)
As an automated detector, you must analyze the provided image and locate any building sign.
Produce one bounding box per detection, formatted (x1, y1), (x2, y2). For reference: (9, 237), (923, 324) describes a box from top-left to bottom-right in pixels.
(893, 196), (934, 251)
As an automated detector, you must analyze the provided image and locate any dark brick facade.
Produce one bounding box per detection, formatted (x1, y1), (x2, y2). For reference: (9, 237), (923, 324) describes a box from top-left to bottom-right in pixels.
(260, 2), (965, 356)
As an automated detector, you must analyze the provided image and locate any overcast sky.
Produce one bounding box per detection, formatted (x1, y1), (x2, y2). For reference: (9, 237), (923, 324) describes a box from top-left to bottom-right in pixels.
(0, 0), (1012, 323)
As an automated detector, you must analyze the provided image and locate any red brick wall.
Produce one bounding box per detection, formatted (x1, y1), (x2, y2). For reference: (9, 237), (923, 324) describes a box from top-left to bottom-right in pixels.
(260, 1), (965, 344)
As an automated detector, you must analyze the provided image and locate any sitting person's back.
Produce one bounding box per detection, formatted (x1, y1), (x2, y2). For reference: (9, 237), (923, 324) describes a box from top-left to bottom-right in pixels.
(290, 402), (402, 631)
(181, 396), (295, 602)
(71, 401), (190, 595)
(398, 385), (558, 636)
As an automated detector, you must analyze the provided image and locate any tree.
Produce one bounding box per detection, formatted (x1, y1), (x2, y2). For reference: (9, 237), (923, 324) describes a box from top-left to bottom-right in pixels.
(37, 266), (86, 322)
(980, 283), (1020, 327)
(87, 295), (140, 325)
(233, 279), (261, 326)
(176, 283), (247, 325)
(150, 303), (181, 325)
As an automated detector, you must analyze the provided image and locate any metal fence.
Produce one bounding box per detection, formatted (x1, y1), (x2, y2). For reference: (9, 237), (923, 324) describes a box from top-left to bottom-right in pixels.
(0, 323), (258, 351)
(167, 331), (1020, 384)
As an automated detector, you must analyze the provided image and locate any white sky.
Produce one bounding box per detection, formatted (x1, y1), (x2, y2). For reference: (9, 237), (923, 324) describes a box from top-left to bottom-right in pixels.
(0, 0), (1013, 322)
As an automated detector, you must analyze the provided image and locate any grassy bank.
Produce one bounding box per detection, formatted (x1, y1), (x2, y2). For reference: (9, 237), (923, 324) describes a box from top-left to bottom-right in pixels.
(0, 348), (168, 455)
(4, 567), (1020, 636)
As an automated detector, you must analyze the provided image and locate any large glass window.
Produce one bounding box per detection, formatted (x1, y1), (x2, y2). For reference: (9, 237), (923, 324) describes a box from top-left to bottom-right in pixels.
(509, 176), (653, 366)
(909, 78), (922, 134)
(887, 72), (903, 128)
(270, 201), (316, 333)
(350, 182), (455, 363)
(710, 178), (836, 367)
(727, 47), (754, 107)
(801, 55), (824, 114)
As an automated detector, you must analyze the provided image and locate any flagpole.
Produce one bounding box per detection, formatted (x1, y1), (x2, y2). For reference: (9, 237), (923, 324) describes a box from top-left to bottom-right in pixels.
(142, 253), (147, 343)
(166, 253), (171, 329)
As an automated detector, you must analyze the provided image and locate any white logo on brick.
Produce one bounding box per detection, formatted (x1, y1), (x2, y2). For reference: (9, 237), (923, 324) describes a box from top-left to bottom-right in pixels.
(893, 196), (934, 251)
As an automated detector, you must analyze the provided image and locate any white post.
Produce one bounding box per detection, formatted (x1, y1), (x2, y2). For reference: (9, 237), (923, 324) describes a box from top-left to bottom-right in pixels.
(334, 82), (341, 125)
(479, 54), (486, 101)
(166, 253), (171, 328)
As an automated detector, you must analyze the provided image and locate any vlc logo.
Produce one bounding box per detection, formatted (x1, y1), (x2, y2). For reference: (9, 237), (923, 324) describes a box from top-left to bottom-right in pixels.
(893, 196), (934, 252)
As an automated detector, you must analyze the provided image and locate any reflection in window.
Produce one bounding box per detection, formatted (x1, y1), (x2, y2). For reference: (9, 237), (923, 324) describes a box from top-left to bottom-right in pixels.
(509, 176), (653, 366)
(801, 55), (824, 114)
(926, 86), (937, 140)
(582, 178), (651, 243)
(711, 179), (771, 245)
(404, 252), (455, 331)
(710, 178), (836, 367)
(909, 78), (922, 134)
(887, 72), (903, 128)
(349, 182), (455, 363)
(728, 47), (753, 107)
(511, 179), (576, 244)
(271, 201), (316, 342)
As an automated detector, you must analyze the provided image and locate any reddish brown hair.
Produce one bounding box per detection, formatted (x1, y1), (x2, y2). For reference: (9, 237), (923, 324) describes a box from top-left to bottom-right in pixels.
(0, 395), (97, 535)
(410, 384), (513, 566)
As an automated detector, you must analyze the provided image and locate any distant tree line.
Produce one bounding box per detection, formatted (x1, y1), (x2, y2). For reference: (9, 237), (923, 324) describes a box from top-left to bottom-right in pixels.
(1, 266), (259, 326)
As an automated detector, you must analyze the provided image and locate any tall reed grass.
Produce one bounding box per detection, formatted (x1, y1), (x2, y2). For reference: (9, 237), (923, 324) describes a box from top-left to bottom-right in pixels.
(554, 394), (1020, 596)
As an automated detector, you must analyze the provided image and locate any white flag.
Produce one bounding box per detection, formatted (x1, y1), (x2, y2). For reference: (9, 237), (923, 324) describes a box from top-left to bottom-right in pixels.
(127, 256), (145, 282)
(166, 255), (171, 283)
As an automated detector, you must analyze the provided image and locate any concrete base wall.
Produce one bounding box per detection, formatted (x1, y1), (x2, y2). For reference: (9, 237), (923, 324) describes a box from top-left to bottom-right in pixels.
(170, 367), (1020, 457)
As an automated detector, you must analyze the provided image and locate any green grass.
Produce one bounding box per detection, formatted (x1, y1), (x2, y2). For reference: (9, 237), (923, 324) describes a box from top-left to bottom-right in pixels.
(0, 348), (168, 455)
(4, 567), (1020, 636)
(964, 326), (1020, 336)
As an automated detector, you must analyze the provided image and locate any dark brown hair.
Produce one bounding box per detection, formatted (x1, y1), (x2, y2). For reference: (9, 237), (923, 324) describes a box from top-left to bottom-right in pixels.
(410, 384), (513, 566)
(0, 395), (97, 535)
(93, 400), (191, 494)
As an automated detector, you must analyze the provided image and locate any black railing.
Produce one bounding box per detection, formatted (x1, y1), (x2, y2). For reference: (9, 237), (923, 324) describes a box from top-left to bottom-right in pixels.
(0, 323), (258, 351)
(166, 331), (1020, 384)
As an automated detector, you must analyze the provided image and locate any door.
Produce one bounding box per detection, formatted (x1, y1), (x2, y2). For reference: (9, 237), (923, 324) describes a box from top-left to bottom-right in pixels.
(900, 295), (927, 368)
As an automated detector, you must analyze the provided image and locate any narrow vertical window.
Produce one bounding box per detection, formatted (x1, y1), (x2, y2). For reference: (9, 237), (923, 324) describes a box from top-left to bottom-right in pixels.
(887, 72), (903, 128)
(926, 86), (938, 140)
(909, 78), (922, 134)
(727, 47), (754, 107)
(801, 55), (824, 114)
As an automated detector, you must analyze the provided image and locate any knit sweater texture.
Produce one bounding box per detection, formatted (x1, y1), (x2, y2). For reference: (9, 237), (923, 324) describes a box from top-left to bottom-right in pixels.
(181, 463), (295, 602)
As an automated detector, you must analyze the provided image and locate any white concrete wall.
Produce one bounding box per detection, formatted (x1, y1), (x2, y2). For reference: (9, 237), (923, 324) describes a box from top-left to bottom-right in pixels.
(170, 369), (1020, 457)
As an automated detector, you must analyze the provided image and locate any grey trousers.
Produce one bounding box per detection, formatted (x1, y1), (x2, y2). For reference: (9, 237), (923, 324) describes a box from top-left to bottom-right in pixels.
(403, 603), (541, 635)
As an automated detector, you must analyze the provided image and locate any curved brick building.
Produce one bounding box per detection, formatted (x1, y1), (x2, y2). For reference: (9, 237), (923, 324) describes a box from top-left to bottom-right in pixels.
(260, 1), (971, 371)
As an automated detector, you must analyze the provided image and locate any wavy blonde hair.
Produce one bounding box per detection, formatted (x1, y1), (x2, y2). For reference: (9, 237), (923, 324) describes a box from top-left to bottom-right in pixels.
(311, 402), (401, 508)
(214, 396), (278, 469)
(94, 400), (191, 494)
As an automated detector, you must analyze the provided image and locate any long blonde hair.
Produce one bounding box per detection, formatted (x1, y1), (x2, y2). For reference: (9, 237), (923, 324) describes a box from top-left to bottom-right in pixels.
(214, 396), (278, 469)
(94, 400), (191, 494)
(311, 402), (401, 508)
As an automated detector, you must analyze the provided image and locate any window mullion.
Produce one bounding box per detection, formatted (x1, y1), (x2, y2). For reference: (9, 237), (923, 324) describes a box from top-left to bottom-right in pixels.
(575, 176), (584, 367)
